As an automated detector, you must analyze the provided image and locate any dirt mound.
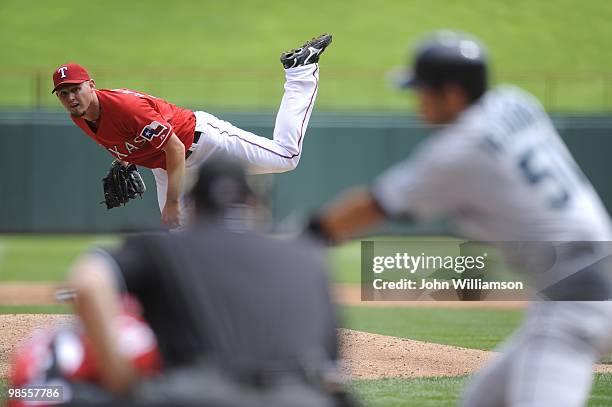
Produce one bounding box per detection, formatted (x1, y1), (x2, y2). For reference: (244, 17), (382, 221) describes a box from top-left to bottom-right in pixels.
(0, 314), (73, 378)
(338, 329), (612, 379)
(1, 315), (611, 381)
(338, 328), (494, 378)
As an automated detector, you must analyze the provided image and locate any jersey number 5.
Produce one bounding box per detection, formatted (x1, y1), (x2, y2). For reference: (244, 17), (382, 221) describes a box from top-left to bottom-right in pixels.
(518, 146), (571, 209)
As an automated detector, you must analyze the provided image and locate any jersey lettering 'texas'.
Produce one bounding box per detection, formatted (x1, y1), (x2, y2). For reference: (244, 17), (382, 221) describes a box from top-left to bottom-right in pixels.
(71, 89), (196, 169)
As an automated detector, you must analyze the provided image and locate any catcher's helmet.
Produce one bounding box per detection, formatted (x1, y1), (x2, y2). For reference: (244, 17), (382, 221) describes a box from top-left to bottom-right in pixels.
(396, 30), (489, 102)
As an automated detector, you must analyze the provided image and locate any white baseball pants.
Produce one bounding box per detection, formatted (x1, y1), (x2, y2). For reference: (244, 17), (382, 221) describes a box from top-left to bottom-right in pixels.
(152, 63), (320, 225)
(461, 300), (612, 407)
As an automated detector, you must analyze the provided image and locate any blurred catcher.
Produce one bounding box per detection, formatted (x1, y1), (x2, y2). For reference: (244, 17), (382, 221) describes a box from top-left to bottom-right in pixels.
(52, 34), (332, 228)
(8, 295), (162, 407)
(9, 156), (356, 406)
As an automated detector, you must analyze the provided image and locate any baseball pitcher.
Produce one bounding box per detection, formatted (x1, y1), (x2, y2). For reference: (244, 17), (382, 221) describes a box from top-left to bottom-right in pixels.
(52, 34), (332, 228)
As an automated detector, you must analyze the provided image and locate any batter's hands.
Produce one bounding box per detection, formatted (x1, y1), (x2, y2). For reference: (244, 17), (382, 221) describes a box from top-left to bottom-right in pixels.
(161, 200), (181, 229)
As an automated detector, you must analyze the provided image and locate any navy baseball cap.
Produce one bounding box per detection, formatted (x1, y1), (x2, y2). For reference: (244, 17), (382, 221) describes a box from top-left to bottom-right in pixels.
(392, 30), (488, 90)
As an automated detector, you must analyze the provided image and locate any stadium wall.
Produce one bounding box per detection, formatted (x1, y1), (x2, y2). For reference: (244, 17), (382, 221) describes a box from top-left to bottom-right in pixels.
(1, 111), (612, 233)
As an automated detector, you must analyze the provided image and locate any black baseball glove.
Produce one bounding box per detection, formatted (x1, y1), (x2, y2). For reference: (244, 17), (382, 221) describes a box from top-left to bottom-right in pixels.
(101, 161), (146, 209)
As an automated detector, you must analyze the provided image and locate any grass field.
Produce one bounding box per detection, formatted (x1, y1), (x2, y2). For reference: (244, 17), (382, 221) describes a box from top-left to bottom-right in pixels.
(2, 234), (454, 283)
(0, 235), (118, 281)
(340, 307), (522, 351)
(350, 374), (612, 407)
(0, 374), (610, 406)
(0, 234), (362, 282)
(0, 305), (71, 314)
(1, 0), (612, 110)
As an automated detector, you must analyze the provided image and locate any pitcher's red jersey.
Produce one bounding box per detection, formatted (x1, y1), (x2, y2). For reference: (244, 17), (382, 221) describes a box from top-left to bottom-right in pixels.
(72, 89), (196, 169)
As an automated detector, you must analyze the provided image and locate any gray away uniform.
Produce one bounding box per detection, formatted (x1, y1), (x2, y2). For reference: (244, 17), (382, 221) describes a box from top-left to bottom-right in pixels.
(373, 86), (612, 407)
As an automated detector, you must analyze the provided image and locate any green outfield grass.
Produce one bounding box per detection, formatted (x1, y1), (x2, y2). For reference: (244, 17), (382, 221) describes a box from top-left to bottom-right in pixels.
(0, 375), (609, 406)
(340, 306), (522, 351)
(350, 374), (612, 407)
(2, 234), (456, 283)
(0, 305), (71, 314)
(0, 235), (118, 281)
(0, 379), (6, 400)
(0, 234), (510, 285)
(1, 0), (611, 110)
(351, 377), (465, 407)
(328, 239), (363, 284)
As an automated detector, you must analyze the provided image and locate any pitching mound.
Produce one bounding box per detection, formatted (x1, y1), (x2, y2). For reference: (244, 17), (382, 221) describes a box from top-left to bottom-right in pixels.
(338, 328), (612, 379)
(339, 328), (494, 378)
(2, 315), (611, 380)
(0, 314), (73, 378)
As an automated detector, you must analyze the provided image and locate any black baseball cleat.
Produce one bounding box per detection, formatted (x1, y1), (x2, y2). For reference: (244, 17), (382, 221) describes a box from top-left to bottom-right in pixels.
(280, 33), (333, 69)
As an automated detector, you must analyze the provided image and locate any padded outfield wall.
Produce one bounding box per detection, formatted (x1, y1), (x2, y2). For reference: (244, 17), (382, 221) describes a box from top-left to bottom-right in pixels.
(1, 111), (612, 232)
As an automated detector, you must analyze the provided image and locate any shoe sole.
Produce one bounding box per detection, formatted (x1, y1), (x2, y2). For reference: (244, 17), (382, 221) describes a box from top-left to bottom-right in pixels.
(281, 34), (333, 63)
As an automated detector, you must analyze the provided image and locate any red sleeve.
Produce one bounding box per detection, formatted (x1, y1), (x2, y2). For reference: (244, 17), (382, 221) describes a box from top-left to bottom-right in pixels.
(124, 99), (173, 150)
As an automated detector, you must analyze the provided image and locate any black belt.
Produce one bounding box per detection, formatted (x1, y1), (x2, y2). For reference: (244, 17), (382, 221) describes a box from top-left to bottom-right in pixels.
(185, 131), (202, 159)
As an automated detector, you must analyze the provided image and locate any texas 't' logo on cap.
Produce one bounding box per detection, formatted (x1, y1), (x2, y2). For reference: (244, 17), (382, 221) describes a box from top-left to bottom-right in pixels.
(52, 63), (91, 94)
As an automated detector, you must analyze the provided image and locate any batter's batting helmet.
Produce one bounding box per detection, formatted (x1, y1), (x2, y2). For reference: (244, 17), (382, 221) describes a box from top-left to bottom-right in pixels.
(395, 30), (489, 102)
